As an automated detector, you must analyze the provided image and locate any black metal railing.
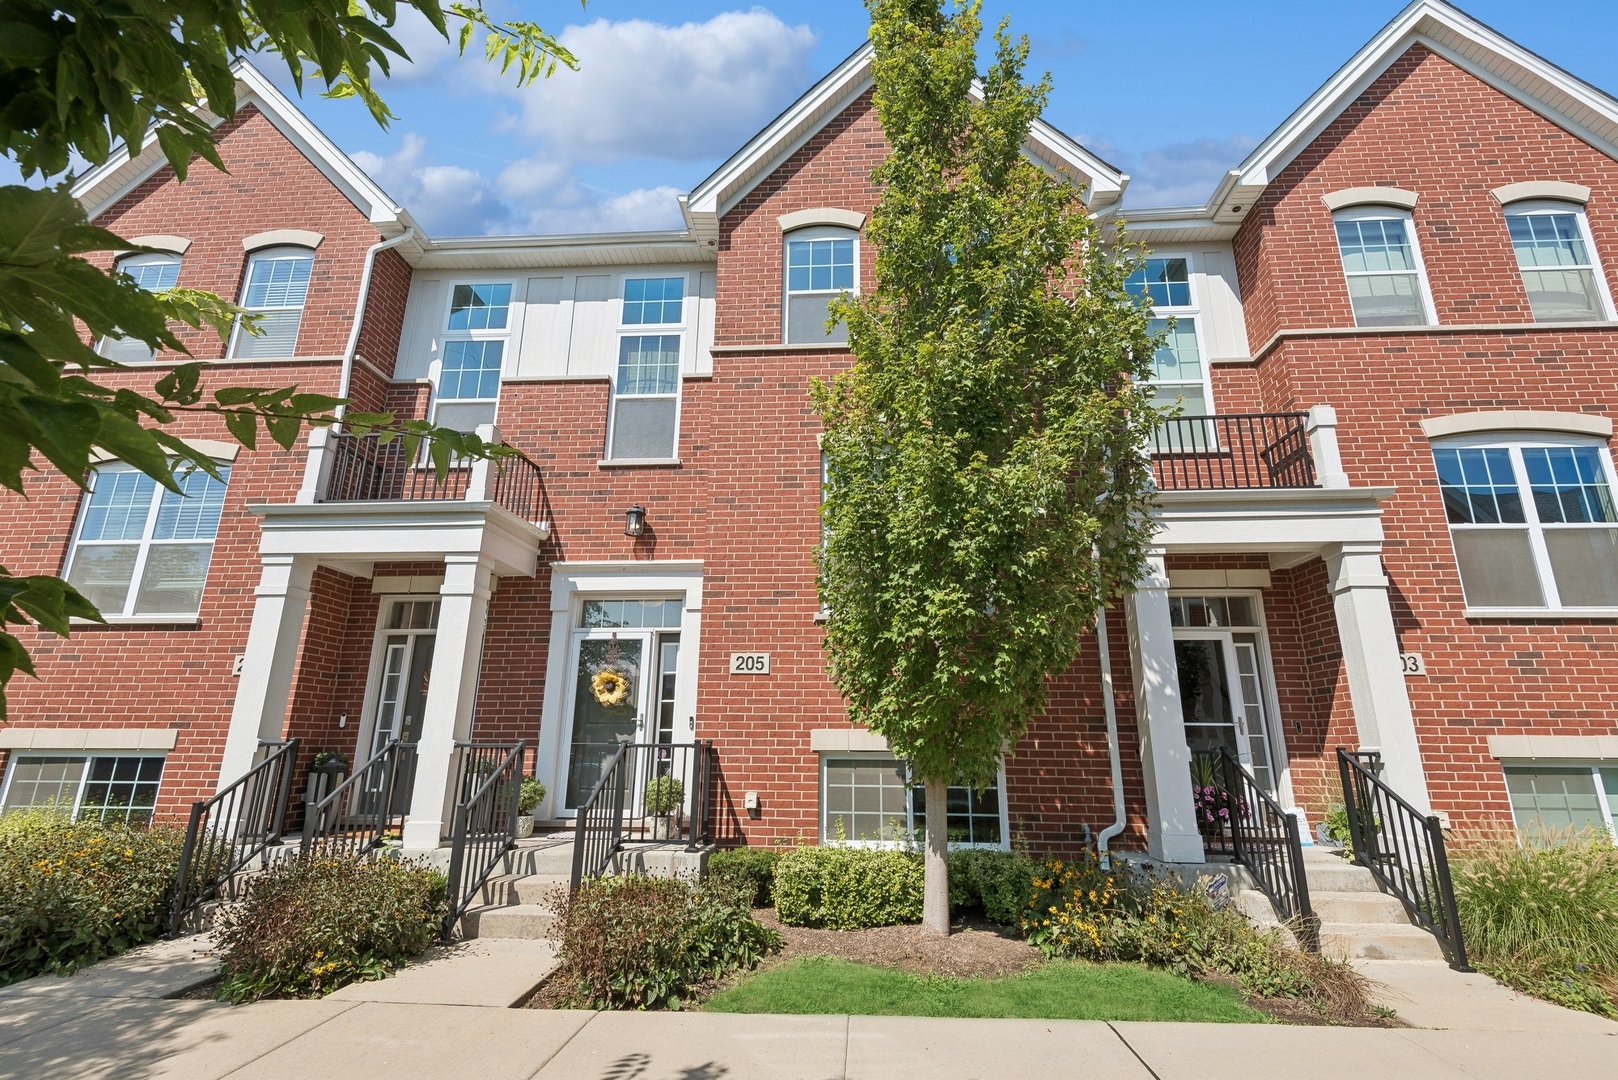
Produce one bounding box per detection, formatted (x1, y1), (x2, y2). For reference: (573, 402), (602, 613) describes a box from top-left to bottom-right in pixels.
(570, 741), (713, 891)
(443, 740), (525, 939)
(1196, 748), (1318, 949)
(320, 432), (543, 519)
(444, 741), (524, 840)
(1152, 412), (1316, 490)
(1337, 748), (1471, 970)
(168, 739), (300, 935)
(300, 739), (412, 858)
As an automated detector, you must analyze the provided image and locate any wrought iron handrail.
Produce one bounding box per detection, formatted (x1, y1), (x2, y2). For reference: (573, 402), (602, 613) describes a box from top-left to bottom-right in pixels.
(320, 432), (543, 519)
(1336, 748), (1471, 970)
(1152, 412), (1316, 490)
(569, 741), (714, 891)
(168, 739), (300, 935)
(300, 739), (412, 858)
(443, 740), (525, 939)
(490, 452), (543, 520)
(1211, 747), (1319, 950)
(446, 741), (523, 841)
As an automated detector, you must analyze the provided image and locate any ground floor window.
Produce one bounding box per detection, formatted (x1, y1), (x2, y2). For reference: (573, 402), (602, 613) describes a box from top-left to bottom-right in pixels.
(820, 754), (1006, 848)
(0, 754), (166, 824)
(1504, 764), (1618, 840)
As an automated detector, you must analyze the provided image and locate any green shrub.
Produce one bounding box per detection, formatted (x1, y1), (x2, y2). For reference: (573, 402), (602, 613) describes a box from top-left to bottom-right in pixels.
(0, 811), (184, 986)
(773, 846), (923, 929)
(707, 846), (780, 908)
(644, 775), (684, 816)
(547, 875), (779, 1009)
(948, 848), (1036, 925)
(214, 855), (446, 1003)
(518, 778), (547, 815)
(1451, 833), (1618, 1017)
(1023, 853), (1372, 1021)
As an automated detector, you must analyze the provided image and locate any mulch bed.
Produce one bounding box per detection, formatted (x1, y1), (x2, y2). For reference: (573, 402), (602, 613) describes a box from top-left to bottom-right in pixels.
(752, 909), (1043, 979)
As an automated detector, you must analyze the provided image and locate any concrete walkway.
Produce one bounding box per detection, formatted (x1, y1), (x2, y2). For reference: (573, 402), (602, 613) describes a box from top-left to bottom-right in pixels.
(1, 937), (1614, 1080)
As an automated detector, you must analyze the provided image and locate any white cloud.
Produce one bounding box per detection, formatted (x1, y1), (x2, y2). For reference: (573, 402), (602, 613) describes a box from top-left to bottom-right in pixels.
(1104, 135), (1261, 208)
(354, 134), (512, 235)
(510, 11), (819, 164)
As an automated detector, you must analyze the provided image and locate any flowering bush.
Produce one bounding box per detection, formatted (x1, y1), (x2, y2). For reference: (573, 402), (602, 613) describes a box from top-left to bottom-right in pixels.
(0, 810), (184, 986)
(1191, 782), (1247, 836)
(214, 855), (446, 1003)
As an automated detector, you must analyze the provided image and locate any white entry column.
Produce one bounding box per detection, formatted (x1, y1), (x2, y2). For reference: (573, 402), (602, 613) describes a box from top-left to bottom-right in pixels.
(1324, 542), (1432, 811)
(401, 552), (495, 849)
(218, 554), (316, 790)
(1124, 553), (1205, 862)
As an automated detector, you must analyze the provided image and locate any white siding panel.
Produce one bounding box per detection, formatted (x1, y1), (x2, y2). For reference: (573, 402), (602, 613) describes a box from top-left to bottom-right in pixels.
(1196, 248), (1251, 360)
(695, 271), (717, 376)
(395, 277), (445, 381)
(567, 274), (614, 378)
(517, 275), (570, 377)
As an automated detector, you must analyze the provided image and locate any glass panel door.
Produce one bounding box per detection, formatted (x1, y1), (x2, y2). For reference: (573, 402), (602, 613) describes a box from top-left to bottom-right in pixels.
(1174, 629), (1278, 793)
(564, 632), (653, 808)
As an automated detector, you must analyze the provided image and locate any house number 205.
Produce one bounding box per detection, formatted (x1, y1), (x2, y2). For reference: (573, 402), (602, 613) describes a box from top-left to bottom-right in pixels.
(730, 652), (771, 675)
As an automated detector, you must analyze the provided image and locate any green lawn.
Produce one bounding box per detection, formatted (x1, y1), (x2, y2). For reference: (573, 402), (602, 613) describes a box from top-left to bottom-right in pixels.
(702, 956), (1267, 1023)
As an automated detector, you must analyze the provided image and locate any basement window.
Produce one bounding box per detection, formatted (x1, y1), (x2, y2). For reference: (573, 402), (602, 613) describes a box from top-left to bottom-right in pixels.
(0, 754), (166, 825)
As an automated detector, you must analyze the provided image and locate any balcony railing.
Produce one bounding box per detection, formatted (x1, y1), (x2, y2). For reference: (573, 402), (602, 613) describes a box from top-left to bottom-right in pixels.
(318, 431), (543, 519)
(1151, 412), (1317, 491)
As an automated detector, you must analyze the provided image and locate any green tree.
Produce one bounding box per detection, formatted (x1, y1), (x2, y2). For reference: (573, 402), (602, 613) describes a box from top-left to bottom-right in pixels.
(0, 0), (579, 716)
(813, 0), (1162, 934)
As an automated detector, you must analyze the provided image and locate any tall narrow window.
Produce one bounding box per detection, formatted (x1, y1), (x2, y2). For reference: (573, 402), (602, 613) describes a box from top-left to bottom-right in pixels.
(1505, 202), (1610, 322)
(100, 253), (181, 361)
(64, 462), (230, 618)
(230, 247), (314, 358)
(1333, 208), (1430, 327)
(785, 228), (855, 344)
(434, 283), (512, 432)
(1434, 439), (1618, 611)
(609, 335), (681, 460)
(1127, 257), (1214, 451)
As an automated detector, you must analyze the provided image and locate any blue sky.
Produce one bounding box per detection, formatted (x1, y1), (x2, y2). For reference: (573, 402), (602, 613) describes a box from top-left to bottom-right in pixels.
(21, 2), (1618, 235)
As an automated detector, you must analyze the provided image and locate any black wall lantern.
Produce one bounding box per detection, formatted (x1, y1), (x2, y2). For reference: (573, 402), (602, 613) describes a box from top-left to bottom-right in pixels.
(623, 504), (647, 537)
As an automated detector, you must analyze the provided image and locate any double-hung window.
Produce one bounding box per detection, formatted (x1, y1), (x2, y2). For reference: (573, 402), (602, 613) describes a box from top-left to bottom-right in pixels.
(230, 247), (314, 358)
(820, 755), (1006, 848)
(0, 754), (166, 824)
(435, 283), (512, 433)
(609, 276), (685, 461)
(1434, 438), (1618, 611)
(100, 253), (181, 362)
(64, 461), (230, 618)
(785, 228), (855, 344)
(1333, 208), (1432, 327)
(1505, 201), (1612, 322)
(1127, 257), (1209, 417)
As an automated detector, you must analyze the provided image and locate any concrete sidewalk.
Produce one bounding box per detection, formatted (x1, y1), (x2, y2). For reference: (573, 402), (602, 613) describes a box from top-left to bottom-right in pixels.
(2, 938), (1615, 1080)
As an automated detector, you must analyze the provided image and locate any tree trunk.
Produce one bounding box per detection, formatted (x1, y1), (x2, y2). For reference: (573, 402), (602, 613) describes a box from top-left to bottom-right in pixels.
(922, 774), (950, 936)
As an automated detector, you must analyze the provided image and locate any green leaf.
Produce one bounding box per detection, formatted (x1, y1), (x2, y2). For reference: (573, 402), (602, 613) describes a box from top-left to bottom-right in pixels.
(222, 409), (258, 451)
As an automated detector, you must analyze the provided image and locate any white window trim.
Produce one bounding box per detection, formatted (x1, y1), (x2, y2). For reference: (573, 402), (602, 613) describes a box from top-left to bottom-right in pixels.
(1435, 432), (1618, 616)
(1499, 760), (1618, 842)
(783, 225), (859, 346)
(618, 273), (691, 332)
(1331, 205), (1439, 328)
(228, 245), (316, 359)
(1502, 199), (1617, 323)
(353, 593), (442, 766)
(817, 751), (1011, 851)
(0, 750), (167, 822)
(100, 252), (183, 361)
(605, 337), (686, 465)
(1138, 251), (1216, 417)
(431, 279), (518, 428)
(63, 461), (229, 620)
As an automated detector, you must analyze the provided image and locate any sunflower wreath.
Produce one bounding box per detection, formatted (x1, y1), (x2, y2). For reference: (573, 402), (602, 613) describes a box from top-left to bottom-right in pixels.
(591, 668), (631, 707)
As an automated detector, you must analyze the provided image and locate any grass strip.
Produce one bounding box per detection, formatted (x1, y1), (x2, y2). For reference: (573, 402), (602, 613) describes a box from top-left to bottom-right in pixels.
(702, 956), (1267, 1023)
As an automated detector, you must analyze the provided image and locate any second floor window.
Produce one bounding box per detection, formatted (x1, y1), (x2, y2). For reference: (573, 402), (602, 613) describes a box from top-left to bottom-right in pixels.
(1126, 257), (1212, 437)
(65, 462), (231, 618)
(1434, 439), (1618, 611)
(623, 277), (684, 325)
(100, 253), (182, 362)
(1506, 202), (1610, 322)
(785, 228), (855, 344)
(609, 335), (681, 460)
(434, 283), (512, 432)
(1333, 208), (1430, 327)
(230, 247), (314, 358)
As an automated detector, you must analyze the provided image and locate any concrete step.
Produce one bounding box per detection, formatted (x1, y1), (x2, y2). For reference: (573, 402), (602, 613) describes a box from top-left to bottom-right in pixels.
(462, 903), (559, 940)
(1319, 921), (1446, 962)
(1301, 858), (1381, 893)
(476, 872), (569, 907)
(501, 839), (576, 877)
(1309, 890), (1411, 924)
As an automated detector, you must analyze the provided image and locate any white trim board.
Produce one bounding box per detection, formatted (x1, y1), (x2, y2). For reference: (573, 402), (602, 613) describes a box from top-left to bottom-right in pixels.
(0, 728), (179, 751)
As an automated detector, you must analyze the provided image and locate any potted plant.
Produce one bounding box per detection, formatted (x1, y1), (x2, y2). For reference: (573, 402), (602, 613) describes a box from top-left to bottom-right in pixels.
(644, 775), (684, 840)
(515, 777), (547, 839)
(306, 749), (349, 806)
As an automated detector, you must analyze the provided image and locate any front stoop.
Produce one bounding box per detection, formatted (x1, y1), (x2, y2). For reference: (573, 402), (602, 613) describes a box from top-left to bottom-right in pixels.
(1300, 848), (1446, 962)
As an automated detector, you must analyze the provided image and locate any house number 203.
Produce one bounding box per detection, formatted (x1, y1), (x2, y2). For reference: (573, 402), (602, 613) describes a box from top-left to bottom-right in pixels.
(730, 652), (771, 675)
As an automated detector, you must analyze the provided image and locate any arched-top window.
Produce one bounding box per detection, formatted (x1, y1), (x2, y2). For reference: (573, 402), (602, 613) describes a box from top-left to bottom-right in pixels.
(1332, 206), (1433, 327)
(1503, 200), (1612, 323)
(229, 246), (314, 358)
(784, 226), (856, 345)
(100, 252), (182, 361)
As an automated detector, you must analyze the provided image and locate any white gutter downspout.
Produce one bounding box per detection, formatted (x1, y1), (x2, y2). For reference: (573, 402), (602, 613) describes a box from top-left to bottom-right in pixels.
(336, 226), (416, 424)
(1094, 603), (1128, 870)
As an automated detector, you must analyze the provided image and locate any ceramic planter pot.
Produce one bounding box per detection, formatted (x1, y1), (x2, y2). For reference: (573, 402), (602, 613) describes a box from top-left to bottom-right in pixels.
(514, 814), (535, 839)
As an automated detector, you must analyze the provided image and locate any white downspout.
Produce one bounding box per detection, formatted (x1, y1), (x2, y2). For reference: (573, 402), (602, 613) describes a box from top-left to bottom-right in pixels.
(1094, 603), (1128, 870)
(336, 226), (416, 424)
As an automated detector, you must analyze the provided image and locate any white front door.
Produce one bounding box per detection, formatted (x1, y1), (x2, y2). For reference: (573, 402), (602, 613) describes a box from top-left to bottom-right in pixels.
(1172, 626), (1278, 793)
(561, 630), (655, 810)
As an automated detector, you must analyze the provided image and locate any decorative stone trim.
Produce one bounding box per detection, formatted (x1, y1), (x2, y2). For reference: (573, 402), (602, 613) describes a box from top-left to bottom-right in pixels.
(242, 229), (324, 252)
(89, 439), (240, 463)
(1166, 569), (1273, 590)
(809, 728), (890, 753)
(777, 208), (866, 232)
(1491, 181), (1591, 206)
(1321, 187), (1419, 211)
(126, 234), (192, 255)
(1488, 734), (1618, 760)
(0, 728), (178, 751)
(1419, 411), (1612, 439)
(371, 575), (445, 595)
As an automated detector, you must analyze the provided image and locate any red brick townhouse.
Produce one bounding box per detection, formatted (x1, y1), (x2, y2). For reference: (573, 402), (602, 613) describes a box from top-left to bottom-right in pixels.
(3, 0), (1617, 859)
